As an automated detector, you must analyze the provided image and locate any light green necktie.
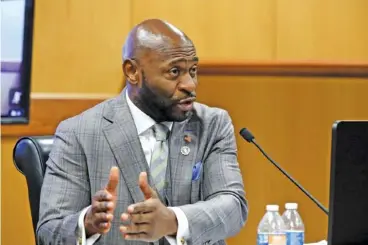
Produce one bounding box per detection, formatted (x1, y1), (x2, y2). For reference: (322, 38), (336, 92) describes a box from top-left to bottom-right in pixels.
(150, 123), (169, 197)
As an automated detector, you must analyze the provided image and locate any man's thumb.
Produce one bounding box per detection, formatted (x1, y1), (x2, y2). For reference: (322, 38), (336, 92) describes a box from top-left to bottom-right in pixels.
(105, 167), (119, 193)
(139, 172), (156, 199)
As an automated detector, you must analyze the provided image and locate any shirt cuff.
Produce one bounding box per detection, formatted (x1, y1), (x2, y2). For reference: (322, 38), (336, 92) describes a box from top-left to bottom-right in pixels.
(77, 206), (101, 245)
(165, 207), (190, 245)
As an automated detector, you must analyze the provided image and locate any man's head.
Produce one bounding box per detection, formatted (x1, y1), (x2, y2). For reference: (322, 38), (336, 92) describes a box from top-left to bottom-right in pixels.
(122, 19), (198, 122)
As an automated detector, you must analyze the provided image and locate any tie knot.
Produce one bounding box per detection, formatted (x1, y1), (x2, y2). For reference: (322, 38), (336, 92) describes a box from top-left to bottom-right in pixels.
(152, 123), (169, 141)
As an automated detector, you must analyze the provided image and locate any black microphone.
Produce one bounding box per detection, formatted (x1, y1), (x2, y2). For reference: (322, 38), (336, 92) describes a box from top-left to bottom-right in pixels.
(239, 128), (329, 215)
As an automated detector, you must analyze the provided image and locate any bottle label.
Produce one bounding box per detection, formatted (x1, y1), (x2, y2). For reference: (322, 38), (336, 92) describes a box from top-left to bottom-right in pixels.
(286, 231), (304, 245)
(257, 234), (268, 245)
(257, 234), (287, 245)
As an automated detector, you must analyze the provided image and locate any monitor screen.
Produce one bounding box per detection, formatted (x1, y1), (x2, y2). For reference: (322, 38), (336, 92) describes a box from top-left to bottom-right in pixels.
(328, 121), (368, 245)
(1, 0), (34, 124)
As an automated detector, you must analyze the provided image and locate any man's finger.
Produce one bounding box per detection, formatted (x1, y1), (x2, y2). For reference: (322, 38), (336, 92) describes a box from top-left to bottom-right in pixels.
(92, 201), (114, 213)
(120, 223), (150, 234)
(105, 167), (119, 193)
(127, 201), (156, 214)
(121, 229), (150, 241)
(94, 213), (114, 225)
(129, 212), (154, 224)
(121, 213), (130, 222)
(98, 222), (111, 234)
(98, 222), (110, 229)
(93, 190), (113, 202)
(139, 172), (155, 199)
(120, 211), (153, 224)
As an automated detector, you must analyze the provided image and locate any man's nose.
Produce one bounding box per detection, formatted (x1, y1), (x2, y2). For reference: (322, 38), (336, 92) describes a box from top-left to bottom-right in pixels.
(178, 74), (197, 95)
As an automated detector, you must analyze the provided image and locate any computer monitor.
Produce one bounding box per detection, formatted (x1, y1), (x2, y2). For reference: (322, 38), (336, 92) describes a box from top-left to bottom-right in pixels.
(1, 0), (34, 124)
(328, 121), (368, 245)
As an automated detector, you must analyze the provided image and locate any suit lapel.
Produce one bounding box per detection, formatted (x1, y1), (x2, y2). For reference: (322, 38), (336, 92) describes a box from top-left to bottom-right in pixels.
(102, 90), (148, 203)
(166, 116), (200, 205)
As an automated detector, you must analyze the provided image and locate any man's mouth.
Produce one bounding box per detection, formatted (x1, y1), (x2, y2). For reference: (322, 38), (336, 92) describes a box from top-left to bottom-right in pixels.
(178, 97), (196, 104)
(175, 97), (196, 111)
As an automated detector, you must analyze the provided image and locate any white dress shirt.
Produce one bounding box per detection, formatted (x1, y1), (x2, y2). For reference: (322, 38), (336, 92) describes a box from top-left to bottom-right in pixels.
(77, 92), (190, 245)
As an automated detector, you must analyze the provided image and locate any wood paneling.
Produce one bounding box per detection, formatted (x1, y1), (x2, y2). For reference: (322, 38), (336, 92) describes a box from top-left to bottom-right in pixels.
(130, 0), (368, 62)
(31, 0), (130, 94)
(276, 0), (368, 61)
(1, 94), (108, 245)
(196, 75), (368, 244)
(28, 0), (368, 96)
(2, 0), (368, 244)
(131, 0), (277, 60)
(2, 137), (35, 245)
(2, 94), (109, 137)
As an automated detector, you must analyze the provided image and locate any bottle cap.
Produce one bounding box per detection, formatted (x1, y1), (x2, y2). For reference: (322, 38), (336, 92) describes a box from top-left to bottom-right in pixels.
(285, 203), (298, 210)
(266, 204), (279, 212)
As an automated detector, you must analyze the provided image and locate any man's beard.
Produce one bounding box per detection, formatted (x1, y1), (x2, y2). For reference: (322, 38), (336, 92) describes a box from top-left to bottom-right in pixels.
(136, 74), (192, 122)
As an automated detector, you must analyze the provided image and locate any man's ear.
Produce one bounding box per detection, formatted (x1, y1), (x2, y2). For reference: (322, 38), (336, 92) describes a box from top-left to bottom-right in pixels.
(122, 59), (139, 85)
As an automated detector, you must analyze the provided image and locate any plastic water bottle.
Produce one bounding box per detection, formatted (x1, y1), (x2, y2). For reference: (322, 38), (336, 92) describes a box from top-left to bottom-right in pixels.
(257, 204), (287, 245)
(281, 203), (305, 245)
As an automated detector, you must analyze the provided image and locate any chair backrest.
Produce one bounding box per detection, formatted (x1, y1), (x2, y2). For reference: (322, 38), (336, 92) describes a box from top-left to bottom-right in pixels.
(13, 136), (54, 236)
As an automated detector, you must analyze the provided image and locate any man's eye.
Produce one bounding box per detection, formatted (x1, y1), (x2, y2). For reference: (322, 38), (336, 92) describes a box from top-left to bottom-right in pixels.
(190, 66), (197, 74)
(169, 67), (180, 76)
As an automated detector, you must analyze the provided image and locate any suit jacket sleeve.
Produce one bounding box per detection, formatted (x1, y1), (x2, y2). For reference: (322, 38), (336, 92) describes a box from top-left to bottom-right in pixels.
(179, 110), (248, 245)
(37, 119), (91, 245)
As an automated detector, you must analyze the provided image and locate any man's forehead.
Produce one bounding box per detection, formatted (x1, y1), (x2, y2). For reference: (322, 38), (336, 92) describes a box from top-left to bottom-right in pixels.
(165, 56), (199, 64)
(150, 45), (197, 63)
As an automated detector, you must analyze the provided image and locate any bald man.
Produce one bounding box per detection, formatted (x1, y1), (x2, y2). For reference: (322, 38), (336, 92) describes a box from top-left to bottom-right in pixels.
(37, 19), (248, 245)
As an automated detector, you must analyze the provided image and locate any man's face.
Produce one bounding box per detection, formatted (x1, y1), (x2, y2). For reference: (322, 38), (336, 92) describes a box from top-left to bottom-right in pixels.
(137, 44), (198, 122)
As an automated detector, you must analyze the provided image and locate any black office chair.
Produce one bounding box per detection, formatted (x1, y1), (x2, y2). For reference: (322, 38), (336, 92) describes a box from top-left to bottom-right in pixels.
(13, 136), (54, 239)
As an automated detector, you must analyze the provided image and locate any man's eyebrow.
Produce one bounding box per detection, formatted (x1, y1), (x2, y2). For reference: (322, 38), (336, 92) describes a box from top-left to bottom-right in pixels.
(167, 57), (199, 66)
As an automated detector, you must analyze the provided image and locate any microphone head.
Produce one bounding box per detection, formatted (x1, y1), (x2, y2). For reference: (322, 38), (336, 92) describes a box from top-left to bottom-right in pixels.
(239, 128), (255, 143)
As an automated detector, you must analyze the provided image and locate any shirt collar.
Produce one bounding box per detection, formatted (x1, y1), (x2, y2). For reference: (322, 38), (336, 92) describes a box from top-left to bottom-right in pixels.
(126, 91), (173, 135)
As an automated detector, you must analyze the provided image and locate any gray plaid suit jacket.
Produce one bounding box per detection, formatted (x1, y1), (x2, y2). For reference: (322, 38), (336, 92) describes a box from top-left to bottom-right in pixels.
(37, 89), (248, 245)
